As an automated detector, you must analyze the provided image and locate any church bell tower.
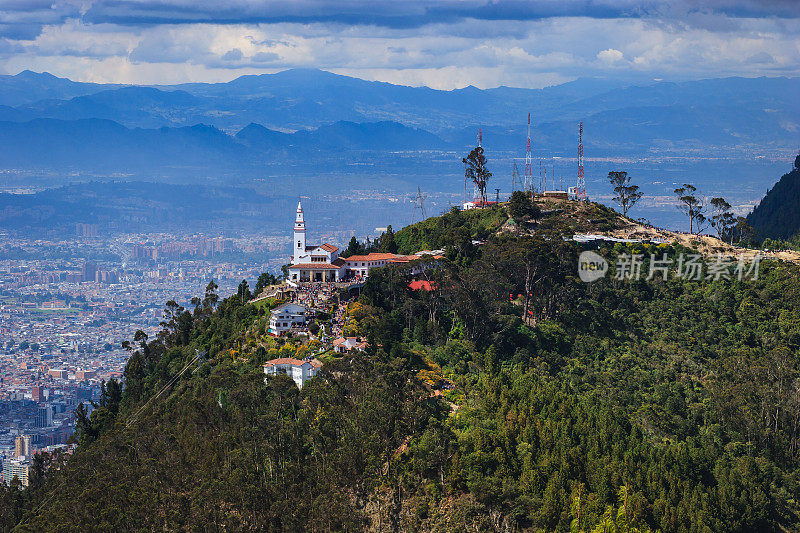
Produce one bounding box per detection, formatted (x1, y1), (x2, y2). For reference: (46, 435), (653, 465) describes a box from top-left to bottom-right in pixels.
(293, 201), (306, 263)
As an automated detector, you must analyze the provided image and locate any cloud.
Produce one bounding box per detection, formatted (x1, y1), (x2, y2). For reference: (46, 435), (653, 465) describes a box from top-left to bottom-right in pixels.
(746, 51), (774, 64)
(0, 2), (798, 87)
(222, 48), (243, 61)
(597, 48), (625, 64)
(1, 1), (799, 39)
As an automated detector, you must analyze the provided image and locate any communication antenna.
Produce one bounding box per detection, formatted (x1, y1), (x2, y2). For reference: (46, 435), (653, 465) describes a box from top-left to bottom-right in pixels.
(538, 159), (543, 194)
(464, 160), (468, 206)
(411, 186), (427, 223)
(525, 113), (533, 196)
(576, 121), (587, 200)
(511, 161), (520, 193)
(553, 161), (564, 191)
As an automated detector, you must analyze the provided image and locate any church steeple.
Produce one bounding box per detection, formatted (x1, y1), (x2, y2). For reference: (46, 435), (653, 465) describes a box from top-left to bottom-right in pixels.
(293, 201), (306, 262)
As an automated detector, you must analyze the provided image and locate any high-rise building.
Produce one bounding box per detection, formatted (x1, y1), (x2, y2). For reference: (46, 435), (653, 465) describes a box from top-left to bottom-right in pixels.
(75, 223), (98, 237)
(81, 261), (97, 282)
(3, 458), (30, 487)
(14, 434), (31, 457)
(35, 405), (53, 428)
(31, 386), (42, 402)
(48, 368), (67, 379)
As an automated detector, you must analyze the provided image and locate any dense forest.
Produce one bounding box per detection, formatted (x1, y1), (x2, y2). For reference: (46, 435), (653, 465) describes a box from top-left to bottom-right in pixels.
(3, 200), (800, 531)
(748, 154), (800, 241)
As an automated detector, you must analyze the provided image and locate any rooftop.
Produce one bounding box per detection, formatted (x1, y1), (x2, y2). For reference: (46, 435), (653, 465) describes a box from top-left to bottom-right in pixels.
(264, 357), (322, 368)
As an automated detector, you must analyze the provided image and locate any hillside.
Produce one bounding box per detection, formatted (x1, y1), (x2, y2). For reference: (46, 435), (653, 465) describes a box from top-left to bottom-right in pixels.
(394, 195), (796, 262)
(747, 155), (800, 240)
(4, 203), (800, 531)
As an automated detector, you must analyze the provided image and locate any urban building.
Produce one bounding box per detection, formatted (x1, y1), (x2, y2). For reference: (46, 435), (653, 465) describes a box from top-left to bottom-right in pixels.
(2, 457), (30, 487)
(81, 261), (98, 283)
(332, 337), (368, 353)
(35, 405), (53, 428)
(263, 358), (321, 389)
(14, 435), (31, 458)
(268, 303), (307, 336)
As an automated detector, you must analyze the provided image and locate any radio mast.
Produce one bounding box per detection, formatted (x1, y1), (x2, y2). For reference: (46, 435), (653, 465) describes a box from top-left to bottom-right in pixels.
(576, 122), (587, 200)
(525, 113), (532, 195)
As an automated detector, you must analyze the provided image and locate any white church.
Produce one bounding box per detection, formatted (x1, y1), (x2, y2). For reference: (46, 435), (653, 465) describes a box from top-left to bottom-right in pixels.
(286, 201), (438, 284)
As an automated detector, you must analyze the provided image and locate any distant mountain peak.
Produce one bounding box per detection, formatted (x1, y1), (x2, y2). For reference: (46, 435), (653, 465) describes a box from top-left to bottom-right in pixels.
(15, 70), (65, 80)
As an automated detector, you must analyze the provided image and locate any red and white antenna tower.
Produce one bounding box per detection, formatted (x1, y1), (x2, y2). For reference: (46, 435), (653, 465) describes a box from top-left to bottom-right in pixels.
(525, 113), (532, 194)
(478, 128), (482, 147)
(576, 121), (587, 200)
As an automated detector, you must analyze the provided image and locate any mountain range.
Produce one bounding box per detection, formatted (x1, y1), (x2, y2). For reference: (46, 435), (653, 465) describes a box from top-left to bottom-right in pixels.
(0, 69), (795, 170)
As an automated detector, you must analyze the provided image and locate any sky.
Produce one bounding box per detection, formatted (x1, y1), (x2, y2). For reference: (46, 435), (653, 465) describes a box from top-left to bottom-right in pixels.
(0, 0), (798, 89)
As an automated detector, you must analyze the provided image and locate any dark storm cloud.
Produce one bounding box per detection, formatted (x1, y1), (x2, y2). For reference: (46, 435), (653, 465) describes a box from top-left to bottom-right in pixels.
(0, 1), (797, 41)
(78, 0), (632, 27)
(80, 1), (800, 28)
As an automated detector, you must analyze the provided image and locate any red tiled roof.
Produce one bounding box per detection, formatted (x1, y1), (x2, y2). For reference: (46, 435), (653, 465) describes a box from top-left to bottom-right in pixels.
(409, 280), (435, 291)
(331, 257), (346, 266)
(387, 255), (422, 263)
(264, 357), (321, 368)
(344, 253), (398, 262)
(320, 243), (339, 252)
(288, 263), (342, 270)
(264, 357), (307, 367)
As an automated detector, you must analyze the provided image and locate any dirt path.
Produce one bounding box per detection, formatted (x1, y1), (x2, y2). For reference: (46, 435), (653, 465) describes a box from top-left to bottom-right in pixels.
(609, 218), (800, 263)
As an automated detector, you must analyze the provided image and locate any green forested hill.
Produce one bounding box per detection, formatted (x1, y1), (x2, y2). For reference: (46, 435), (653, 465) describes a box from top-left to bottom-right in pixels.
(747, 154), (800, 240)
(3, 204), (800, 532)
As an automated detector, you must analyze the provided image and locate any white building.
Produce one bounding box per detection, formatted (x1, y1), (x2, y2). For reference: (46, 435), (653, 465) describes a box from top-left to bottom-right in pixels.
(263, 357), (322, 389)
(3, 457), (30, 487)
(268, 302), (307, 336)
(287, 202), (346, 283)
(332, 337), (368, 353)
(286, 201), (444, 283)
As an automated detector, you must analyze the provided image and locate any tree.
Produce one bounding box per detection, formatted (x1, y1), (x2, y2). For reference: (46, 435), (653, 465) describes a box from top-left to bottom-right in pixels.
(380, 226), (398, 254)
(710, 197), (736, 243)
(203, 280), (219, 312)
(344, 236), (363, 257)
(254, 272), (277, 296)
(735, 216), (757, 246)
(237, 279), (252, 305)
(73, 402), (95, 445)
(674, 183), (706, 234)
(608, 171), (643, 217)
(463, 146), (492, 205)
(508, 190), (540, 221)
